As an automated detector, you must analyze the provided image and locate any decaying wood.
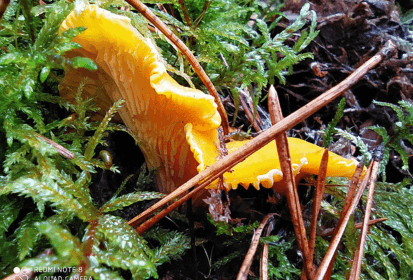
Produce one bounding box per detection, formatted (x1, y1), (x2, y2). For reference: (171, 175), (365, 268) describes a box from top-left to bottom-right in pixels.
(349, 147), (383, 280)
(125, 0), (230, 135)
(128, 40), (396, 235)
(268, 85), (314, 279)
(237, 213), (276, 280)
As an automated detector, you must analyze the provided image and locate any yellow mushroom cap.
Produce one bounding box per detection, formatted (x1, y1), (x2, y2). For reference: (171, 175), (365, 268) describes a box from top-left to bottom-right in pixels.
(59, 5), (220, 194)
(212, 138), (359, 194)
(59, 5), (362, 199)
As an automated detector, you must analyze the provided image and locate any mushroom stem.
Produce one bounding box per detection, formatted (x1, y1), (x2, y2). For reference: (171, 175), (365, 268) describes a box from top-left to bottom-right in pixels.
(124, 0), (230, 135)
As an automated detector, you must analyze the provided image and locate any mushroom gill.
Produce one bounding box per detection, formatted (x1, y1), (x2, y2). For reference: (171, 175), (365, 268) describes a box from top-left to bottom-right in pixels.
(59, 5), (361, 199)
(59, 5), (220, 195)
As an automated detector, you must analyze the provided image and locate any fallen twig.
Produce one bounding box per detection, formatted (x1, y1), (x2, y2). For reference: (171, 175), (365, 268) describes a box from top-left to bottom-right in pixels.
(314, 159), (374, 280)
(260, 218), (275, 280)
(237, 213), (277, 280)
(321, 218), (388, 237)
(323, 160), (365, 279)
(127, 40), (396, 232)
(240, 88), (263, 132)
(36, 133), (75, 160)
(268, 85), (314, 279)
(348, 146), (383, 280)
(0, 0), (10, 20)
(307, 149), (329, 273)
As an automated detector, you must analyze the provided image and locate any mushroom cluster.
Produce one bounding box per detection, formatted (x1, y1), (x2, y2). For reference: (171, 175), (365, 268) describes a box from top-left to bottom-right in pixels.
(59, 5), (360, 199)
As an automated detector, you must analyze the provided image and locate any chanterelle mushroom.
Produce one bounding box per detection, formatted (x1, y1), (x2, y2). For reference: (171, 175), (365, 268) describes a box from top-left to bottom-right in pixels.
(59, 5), (360, 200)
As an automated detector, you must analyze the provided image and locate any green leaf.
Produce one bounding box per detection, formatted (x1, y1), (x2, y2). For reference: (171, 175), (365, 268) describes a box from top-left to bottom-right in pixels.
(36, 221), (85, 262)
(59, 26), (87, 41)
(0, 196), (20, 234)
(84, 99), (125, 160)
(1, 176), (95, 221)
(322, 97), (346, 147)
(68, 56), (98, 70)
(0, 53), (20, 65)
(145, 227), (190, 265)
(39, 66), (50, 82)
(96, 215), (157, 279)
(100, 191), (165, 213)
(23, 78), (35, 98)
(16, 212), (42, 260)
(86, 266), (124, 280)
(21, 255), (75, 271)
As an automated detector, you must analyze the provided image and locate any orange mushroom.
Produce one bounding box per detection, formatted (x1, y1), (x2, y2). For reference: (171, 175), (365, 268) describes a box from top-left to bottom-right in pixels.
(59, 5), (361, 200)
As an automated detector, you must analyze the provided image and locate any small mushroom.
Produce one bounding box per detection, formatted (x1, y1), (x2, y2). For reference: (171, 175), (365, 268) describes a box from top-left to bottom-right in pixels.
(59, 5), (361, 200)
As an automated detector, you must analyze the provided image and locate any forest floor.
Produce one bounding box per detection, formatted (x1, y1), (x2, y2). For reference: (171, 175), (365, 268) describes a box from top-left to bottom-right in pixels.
(88, 1), (413, 279)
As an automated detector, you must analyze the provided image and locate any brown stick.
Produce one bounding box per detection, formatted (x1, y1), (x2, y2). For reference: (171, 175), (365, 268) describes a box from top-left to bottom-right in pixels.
(268, 85), (314, 279)
(240, 89), (262, 132)
(355, 218), (387, 229)
(320, 218), (387, 238)
(0, 0), (10, 20)
(322, 160), (365, 279)
(178, 0), (192, 27)
(314, 160), (374, 280)
(127, 40), (396, 230)
(36, 133), (75, 159)
(308, 150), (329, 265)
(348, 151), (382, 280)
(260, 219), (275, 280)
(135, 177), (213, 233)
(237, 213), (276, 280)
(125, 0), (230, 135)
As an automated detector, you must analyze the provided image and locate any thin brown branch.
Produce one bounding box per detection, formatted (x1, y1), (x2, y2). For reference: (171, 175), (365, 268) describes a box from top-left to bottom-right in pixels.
(156, 3), (168, 14)
(321, 218), (387, 237)
(168, 4), (176, 18)
(178, 0), (192, 27)
(260, 219), (275, 280)
(36, 133), (75, 159)
(133, 171), (219, 231)
(349, 148), (382, 280)
(0, 0), (10, 20)
(354, 217), (387, 229)
(314, 160), (374, 280)
(240, 88), (262, 132)
(127, 40), (396, 232)
(237, 213), (276, 280)
(193, 0), (210, 30)
(341, 162), (365, 219)
(125, 0), (230, 135)
(268, 85), (314, 279)
(308, 150), (329, 264)
(322, 160), (365, 279)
